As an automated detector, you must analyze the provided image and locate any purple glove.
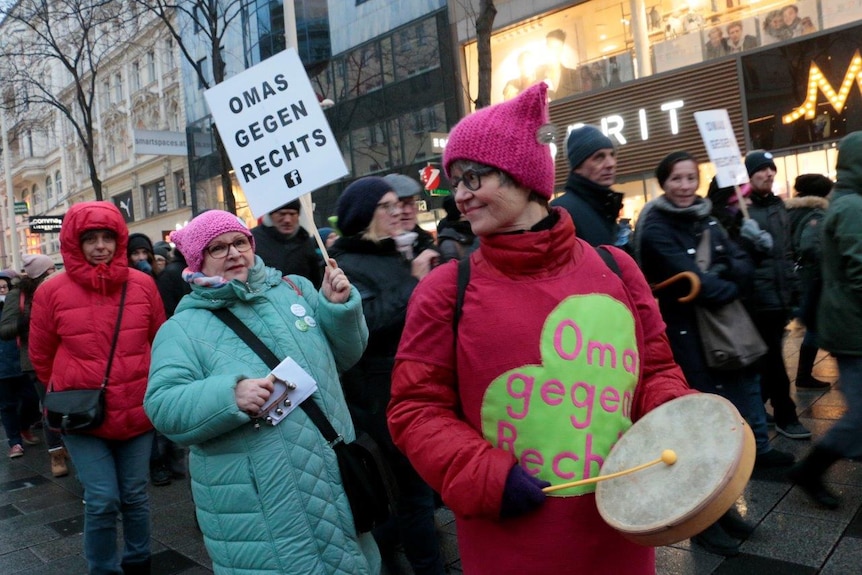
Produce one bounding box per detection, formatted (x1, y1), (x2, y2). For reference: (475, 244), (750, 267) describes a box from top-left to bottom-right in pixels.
(500, 465), (551, 519)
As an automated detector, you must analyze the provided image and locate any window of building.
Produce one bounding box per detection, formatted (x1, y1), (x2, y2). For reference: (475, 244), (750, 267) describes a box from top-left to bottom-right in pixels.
(174, 170), (187, 208)
(147, 50), (156, 83)
(113, 73), (123, 102)
(346, 43), (383, 97)
(393, 17), (440, 81)
(46, 175), (53, 202)
(350, 123), (390, 176)
(55, 170), (63, 199)
(131, 61), (141, 92)
(165, 38), (176, 70)
(102, 79), (111, 108)
(32, 184), (40, 211)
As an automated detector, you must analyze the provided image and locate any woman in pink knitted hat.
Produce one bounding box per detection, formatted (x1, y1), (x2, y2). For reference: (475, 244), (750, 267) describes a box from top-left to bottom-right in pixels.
(144, 209), (379, 574)
(387, 82), (695, 574)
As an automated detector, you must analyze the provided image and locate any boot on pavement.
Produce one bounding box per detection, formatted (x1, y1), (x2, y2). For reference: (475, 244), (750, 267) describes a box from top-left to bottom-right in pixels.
(787, 446), (842, 509)
(49, 447), (69, 477)
(795, 343), (831, 389)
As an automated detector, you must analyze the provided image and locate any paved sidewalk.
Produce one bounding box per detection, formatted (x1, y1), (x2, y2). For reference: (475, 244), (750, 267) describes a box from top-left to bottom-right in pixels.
(1, 323), (860, 574)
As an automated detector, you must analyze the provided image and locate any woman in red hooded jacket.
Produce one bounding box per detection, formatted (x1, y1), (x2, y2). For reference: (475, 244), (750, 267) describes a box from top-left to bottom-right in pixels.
(29, 201), (165, 575)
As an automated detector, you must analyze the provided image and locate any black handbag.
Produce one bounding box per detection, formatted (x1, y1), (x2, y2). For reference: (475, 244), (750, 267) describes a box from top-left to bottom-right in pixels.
(211, 307), (398, 533)
(693, 229), (767, 370)
(43, 284), (126, 433)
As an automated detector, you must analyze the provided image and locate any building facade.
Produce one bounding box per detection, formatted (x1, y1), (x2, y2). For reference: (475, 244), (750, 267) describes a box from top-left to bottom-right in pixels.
(0, 5), (191, 269)
(448, 0), (862, 222)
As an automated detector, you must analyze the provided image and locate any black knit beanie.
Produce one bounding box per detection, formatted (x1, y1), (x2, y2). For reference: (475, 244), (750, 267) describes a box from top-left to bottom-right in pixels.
(127, 233), (154, 256)
(336, 177), (394, 237)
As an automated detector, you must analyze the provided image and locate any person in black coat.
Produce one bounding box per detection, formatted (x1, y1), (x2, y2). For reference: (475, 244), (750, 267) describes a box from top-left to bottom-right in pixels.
(639, 151), (793, 556)
(329, 176), (443, 575)
(744, 151), (810, 440)
(251, 199), (322, 288)
(551, 125), (630, 251)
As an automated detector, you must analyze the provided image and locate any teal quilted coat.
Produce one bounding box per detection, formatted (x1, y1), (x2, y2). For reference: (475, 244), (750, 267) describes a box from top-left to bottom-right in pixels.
(145, 258), (379, 574)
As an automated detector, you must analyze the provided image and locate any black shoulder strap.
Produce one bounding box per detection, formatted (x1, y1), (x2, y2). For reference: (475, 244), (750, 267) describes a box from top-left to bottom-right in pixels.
(101, 283), (128, 389)
(210, 308), (341, 444)
(453, 256), (471, 334)
(595, 245), (622, 279)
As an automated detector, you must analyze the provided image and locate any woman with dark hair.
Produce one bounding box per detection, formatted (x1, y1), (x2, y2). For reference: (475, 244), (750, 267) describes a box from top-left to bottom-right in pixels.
(0, 269), (42, 461)
(0, 256), (65, 474)
(639, 151), (793, 556)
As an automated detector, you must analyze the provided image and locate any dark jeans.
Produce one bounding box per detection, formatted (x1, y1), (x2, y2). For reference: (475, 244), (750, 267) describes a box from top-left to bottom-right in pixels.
(752, 309), (798, 426)
(373, 451), (445, 575)
(0, 373), (41, 447)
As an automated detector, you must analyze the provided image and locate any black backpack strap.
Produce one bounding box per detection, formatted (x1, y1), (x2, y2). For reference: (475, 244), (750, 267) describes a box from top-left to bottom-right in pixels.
(453, 256), (471, 333)
(210, 308), (341, 444)
(595, 245), (622, 279)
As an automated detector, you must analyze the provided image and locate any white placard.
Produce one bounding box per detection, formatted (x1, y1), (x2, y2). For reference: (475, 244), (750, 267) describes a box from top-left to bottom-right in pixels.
(693, 110), (749, 189)
(204, 49), (348, 217)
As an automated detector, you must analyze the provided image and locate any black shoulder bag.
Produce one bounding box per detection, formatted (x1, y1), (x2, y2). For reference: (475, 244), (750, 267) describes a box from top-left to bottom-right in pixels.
(44, 283), (127, 433)
(210, 307), (398, 534)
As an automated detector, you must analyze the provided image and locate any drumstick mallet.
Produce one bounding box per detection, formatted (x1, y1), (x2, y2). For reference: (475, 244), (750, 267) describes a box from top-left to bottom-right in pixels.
(542, 449), (677, 493)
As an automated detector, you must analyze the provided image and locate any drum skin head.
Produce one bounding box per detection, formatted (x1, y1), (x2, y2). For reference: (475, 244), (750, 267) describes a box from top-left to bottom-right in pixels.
(596, 393), (755, 547)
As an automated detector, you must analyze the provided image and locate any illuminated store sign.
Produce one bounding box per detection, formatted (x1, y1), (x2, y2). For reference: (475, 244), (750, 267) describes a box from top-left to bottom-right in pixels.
(782, 50), (862, 124)
(566, 100), (685, 146)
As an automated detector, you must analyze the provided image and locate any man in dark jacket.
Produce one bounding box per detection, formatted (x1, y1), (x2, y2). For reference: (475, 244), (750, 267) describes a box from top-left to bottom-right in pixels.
(551, 125), (629, 250)
(788, 130), (862, 509)
(383, 173), (436, 257)
(744, 150), (810, 440)
(251, 199), (322, 288)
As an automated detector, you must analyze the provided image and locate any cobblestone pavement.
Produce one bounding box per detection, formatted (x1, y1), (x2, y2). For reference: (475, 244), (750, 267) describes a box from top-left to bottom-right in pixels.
(1, 323), (860, 574)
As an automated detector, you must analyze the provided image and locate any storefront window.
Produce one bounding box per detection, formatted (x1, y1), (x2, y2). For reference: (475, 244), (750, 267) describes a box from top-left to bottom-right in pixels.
(464, 0), (637, 106)
(465, 0), (845, 104)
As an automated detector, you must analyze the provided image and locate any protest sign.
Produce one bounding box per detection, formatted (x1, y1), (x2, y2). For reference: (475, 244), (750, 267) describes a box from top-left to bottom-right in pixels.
(694, 109), (749, 189)
(204, 48), (347, 217)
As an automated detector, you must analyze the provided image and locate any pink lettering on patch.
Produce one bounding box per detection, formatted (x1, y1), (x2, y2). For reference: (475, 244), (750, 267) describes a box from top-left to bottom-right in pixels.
(569, 381), (595, 429)
(554, 319), (583, 360)
(552, 451), (580, 480)
(505, 373), (533, 419)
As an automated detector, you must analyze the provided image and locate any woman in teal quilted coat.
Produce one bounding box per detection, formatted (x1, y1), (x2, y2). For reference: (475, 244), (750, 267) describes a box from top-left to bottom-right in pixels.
(144, 210), (379, 574)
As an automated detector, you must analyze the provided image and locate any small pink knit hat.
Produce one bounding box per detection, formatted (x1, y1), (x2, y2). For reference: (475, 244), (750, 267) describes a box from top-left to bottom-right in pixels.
(170, 210), (254, 273)
(443, 82), (555, 199)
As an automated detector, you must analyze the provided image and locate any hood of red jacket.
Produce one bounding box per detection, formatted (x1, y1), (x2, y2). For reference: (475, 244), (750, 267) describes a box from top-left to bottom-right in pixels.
(59, 201), (130, 293)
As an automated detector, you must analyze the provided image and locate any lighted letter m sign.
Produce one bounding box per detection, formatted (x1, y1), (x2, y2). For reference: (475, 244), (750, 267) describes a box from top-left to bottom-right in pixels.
(782, 50), (862, 124)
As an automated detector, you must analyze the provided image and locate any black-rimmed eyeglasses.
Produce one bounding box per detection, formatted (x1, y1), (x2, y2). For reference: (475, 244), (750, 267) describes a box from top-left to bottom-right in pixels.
(450, 167), (497, 192)
(206, 237), (252, 259)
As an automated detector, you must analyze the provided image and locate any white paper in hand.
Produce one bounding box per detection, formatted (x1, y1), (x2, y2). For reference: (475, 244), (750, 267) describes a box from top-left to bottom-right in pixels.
(257, 357), (318, 426)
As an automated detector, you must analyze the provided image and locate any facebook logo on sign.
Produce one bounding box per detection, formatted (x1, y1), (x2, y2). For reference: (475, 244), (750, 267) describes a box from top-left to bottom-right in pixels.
(284, 170), (302, 188)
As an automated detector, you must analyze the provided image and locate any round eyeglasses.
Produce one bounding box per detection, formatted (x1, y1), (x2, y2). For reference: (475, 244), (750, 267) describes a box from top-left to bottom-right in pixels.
(450, 167), (497, 192)
(205, 237), (252, 259)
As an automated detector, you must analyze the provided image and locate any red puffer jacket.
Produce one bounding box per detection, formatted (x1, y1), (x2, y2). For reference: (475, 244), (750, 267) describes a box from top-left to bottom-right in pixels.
(29, 202), (165, 440)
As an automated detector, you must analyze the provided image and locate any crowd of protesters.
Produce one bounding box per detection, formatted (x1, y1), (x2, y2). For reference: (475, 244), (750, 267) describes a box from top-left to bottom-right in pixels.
(2, 81), (858, 574)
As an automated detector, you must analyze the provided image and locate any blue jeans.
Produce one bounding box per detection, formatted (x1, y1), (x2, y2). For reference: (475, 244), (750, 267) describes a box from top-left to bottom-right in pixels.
(820, 356), (862, 459)
(63, 431), (153, 575)
(702, 370), (771, 455)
